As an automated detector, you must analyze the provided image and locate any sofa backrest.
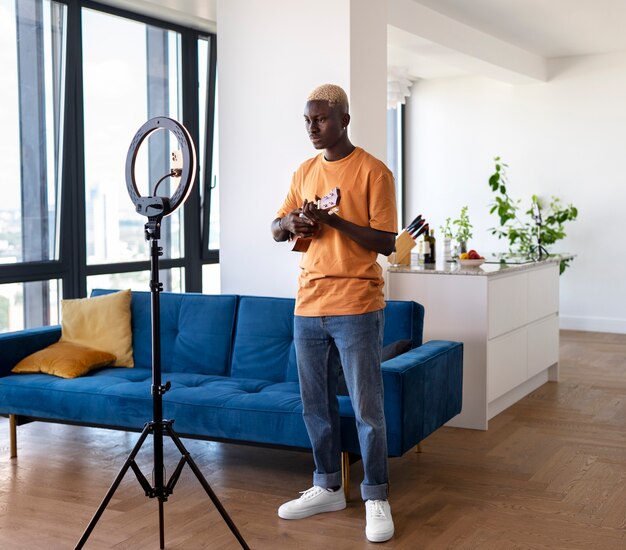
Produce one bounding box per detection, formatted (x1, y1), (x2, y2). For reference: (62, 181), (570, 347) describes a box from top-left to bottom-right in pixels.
(91, 290), (424, 380)
(229, 295), (425, 383)
(92, 289), (238, 375)
(230, 296), (299, 382)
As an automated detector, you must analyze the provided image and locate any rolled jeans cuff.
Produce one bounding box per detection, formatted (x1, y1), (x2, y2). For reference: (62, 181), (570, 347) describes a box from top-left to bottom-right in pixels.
(313, 470), (342, 489)
(361, 482), (389, 501)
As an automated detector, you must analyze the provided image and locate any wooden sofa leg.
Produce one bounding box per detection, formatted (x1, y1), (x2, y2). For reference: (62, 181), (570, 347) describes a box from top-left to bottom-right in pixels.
(341, 451), (350, 501)
(415, 443), (422, 453)
(9, 414), (17, 458)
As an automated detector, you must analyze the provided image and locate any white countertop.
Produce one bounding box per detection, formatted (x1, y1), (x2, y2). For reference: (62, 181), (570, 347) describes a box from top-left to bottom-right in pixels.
(387, 254), (573, 277)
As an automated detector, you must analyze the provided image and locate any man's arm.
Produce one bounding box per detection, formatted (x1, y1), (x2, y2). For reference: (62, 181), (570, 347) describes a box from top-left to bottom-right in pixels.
(300, 202), (395, 256)
(326, 216), (396, 256)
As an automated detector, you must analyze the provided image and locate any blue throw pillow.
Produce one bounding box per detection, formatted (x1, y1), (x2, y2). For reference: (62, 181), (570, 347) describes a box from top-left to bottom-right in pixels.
(381, 339), (413, 361)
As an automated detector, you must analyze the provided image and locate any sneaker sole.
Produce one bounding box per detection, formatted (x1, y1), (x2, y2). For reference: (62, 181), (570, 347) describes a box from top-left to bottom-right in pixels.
(366, 526), (395, 543)
(278, 500), (346, 520)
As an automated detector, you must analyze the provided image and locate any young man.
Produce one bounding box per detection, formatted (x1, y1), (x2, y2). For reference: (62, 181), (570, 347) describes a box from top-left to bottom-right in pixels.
(271, 84), (398, 543)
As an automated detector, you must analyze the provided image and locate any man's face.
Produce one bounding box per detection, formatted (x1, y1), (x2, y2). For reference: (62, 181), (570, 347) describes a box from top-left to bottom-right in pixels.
(304, 100), (347, 150)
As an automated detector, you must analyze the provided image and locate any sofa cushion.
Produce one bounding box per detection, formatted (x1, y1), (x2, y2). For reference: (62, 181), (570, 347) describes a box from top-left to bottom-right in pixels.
(230, 296), (298, 382)
(0, 367), (153, 428)
(382, 339), (413, 361)
(11, 341), (116, 378)
(61, 289), (133, 367)
(164, 377), (312, 448)
(0, 368), (313, 448)
(91, 290), (239, 376)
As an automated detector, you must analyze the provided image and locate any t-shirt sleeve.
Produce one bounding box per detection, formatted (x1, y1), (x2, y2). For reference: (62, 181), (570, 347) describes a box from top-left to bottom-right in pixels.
(276, 171), (301, 219)
(369, 170), (398, 234)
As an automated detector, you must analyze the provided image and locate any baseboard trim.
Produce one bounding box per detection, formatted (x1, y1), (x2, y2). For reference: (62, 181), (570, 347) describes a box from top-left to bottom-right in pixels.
(560, 316), (626, 334)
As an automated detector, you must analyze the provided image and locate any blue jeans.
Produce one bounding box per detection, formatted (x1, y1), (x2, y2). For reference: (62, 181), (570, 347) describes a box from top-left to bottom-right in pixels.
(294, 309), (389, 501)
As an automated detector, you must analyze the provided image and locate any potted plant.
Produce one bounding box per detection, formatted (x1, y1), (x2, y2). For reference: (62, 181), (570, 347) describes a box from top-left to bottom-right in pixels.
(441, 206), (473, 257)
(488, 157), (578, 273)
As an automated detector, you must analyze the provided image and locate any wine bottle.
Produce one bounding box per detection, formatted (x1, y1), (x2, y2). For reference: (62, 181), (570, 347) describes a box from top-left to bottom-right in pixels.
(421, 224), (431, 263)
(425, 228), (436, 264)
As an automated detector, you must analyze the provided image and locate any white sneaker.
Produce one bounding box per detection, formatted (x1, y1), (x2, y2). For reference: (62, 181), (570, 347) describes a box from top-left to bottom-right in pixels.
(278, 486), (346, 519)
(365, 499), (394, 543)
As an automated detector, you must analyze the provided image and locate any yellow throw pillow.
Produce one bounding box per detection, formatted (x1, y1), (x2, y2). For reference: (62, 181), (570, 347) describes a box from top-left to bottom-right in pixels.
(60, 289), (134, 367)
(12, 341), (116, 379)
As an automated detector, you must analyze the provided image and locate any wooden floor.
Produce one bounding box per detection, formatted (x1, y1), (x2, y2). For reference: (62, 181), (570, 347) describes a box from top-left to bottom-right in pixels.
(1, 330), (625, 549)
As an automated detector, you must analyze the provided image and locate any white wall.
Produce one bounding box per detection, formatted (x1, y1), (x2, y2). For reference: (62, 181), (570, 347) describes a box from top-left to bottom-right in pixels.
(217, 0), (386, 298)
(405, 51), (626, 333)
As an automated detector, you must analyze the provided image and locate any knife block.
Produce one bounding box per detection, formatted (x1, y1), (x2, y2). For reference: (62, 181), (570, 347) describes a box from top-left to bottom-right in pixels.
(393, 230), (415, 265)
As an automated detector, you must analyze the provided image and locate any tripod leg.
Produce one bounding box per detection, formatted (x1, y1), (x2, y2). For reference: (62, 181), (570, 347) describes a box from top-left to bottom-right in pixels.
(159, 498), (165, 549)
(74, 427), (151, 550)
(165, 427), (251, 550)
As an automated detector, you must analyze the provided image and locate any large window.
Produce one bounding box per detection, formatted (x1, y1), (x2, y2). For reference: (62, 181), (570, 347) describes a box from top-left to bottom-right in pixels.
(0, 0), (218, 333)
(81, 9), (185, 293)
(0, 280), (61, 333)
(82, 9), (183, 267)
(0, 0), (67, 330)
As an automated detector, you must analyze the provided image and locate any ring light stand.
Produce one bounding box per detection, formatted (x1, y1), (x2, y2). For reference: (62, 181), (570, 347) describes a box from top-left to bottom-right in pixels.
(75, 117), (249, 550)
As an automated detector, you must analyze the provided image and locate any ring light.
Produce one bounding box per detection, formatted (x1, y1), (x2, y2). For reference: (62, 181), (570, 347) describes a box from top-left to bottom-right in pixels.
(125, 116), (196, 219)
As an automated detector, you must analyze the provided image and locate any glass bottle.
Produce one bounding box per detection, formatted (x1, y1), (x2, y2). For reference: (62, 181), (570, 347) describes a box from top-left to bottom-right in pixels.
(424, 229), (435, 264)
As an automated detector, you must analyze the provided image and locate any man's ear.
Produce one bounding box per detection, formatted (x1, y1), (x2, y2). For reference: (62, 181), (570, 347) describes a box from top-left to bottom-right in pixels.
(342, 113), (351, 129)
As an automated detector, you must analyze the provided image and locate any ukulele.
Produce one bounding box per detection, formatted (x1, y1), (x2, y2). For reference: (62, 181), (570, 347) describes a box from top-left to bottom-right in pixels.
(291, 187), (341, 252)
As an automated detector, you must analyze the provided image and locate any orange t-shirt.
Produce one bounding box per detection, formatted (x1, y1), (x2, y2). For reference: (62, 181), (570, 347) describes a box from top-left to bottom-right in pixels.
(277, 147), (398, 316)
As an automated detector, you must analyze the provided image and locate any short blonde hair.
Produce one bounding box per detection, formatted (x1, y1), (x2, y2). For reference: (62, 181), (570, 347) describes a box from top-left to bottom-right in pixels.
(307, 84), (349, 112)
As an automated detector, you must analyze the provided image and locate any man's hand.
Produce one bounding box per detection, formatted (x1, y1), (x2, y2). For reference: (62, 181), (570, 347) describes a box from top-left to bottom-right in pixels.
(301, 196), (335, 226)
(272, 205), (320, 242)
(285, 204), (320, 238)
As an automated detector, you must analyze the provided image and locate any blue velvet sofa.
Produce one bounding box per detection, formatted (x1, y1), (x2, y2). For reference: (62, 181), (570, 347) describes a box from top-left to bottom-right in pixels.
(0, 290), (463, 485)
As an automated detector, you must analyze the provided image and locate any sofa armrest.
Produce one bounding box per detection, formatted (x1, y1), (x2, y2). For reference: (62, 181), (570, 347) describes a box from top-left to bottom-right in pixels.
(0, 326), (62, 377)
(381, 340), (463, 456)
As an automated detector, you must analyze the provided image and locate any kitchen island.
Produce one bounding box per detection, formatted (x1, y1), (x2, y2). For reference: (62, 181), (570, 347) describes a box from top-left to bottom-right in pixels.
(387, 256), (568, 430)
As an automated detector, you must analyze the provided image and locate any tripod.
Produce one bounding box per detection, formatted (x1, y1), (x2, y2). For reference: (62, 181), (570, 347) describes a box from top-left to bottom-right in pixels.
(75, 217), (250, 550)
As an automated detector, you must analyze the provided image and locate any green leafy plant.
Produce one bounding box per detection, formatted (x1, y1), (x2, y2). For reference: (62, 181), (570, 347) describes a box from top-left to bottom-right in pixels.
(453, 205), (473, 244)
(440, 217), (454, 240)
(440, 206), (473, 255)
(488, 157), (578, 274)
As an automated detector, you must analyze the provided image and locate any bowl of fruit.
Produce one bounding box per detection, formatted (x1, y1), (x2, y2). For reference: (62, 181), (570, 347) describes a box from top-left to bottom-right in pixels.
(456, 249), (485, 268)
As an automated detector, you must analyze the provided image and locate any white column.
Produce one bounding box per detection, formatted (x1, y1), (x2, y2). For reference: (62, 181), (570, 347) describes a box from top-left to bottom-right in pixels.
(349, 0), (388, 160)
(217, 0), (387, 297)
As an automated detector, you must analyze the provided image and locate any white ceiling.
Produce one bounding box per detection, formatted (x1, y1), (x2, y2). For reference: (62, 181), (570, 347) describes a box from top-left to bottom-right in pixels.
(411, 0), (626, 58)
(96, 0), (217, 32)
(389, 0), (626, 81)
(98, 0), (626, 81)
